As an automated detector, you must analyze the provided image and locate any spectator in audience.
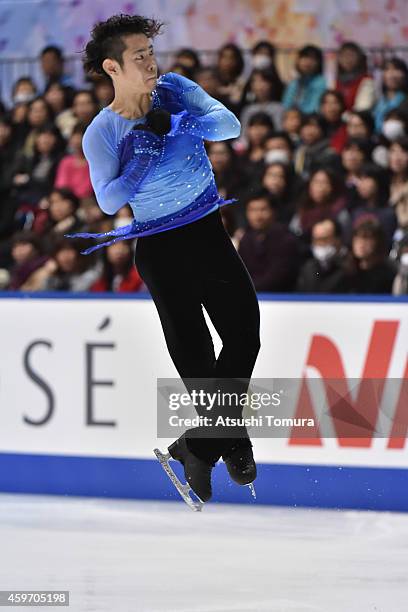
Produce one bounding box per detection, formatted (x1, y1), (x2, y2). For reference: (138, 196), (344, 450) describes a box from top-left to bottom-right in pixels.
(282, 108), (303, 145)
(290, 168), (348, 243)
(373, 57), (408, 132)
(335, 42), (376, 111)
(294, 114), (339, 179)
(11, 124), (65, 207)
(215, 43), (246, 114)
(168, 63), (194, 79)
(392, 235), (408, 295)
(239, 68), (284, 134)
(53, 89), (99, 141)
(21, 96), (55, 158)
(296, 218), (348, 293)
(7, 231), (48, 290)
(174, 48), (201, 76)
(344, 219), (396, 293)
(241, 40), (284, 105)
(80, 197), (112, 235)
(39, 45), (74, 90)
(319, 90), (348, 153)
(195, 67), (229, 108)
(390, 186), (408, 260)
(91, 76), (114, 109)
(341, 138), (372, 190)
(44, 82), (75, 138)
(0, 117), (18, 232)
(249, 41), (281, 78)
(90, 241), (143, 292)
(54, 124), (93, 200)
(206, 140), (247, 226)
(388, 137), (408, 205)
(32, 187), (84, 250)
(238, 112), (274, 181)
(263, 130), (295, 165)
(261, 161), (299, 225)
(372, 108), (408, 168)
(282, 45), (326, 114)
(11, 77), (37, 106)
(348, 163), (396, 246)
(31, 237), (102, 292)
(238, 190), (299, 292)
(346, 109), (375, 141)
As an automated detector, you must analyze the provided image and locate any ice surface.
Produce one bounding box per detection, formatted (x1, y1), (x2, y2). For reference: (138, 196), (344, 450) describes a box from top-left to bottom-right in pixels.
(0, 494), (407, 612)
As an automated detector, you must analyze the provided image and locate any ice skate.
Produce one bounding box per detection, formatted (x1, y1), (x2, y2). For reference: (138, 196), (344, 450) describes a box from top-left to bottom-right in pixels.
(222, 440), (257, 490)
(154, 434), (214, 511)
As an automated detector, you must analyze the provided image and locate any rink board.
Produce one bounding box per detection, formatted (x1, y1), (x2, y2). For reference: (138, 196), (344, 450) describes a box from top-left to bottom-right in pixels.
(0, 291), (407, 512)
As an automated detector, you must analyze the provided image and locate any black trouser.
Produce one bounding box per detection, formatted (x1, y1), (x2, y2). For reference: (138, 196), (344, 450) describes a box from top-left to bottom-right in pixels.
(134, 208), (261, 464)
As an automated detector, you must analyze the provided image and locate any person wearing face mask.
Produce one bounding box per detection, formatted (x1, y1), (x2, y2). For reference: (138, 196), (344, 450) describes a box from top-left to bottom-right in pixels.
(373, 57), (408, 132)
(296, 218), (348, 293)
(392, 237), (408, 295)
(240, 41), (284, 107)
(11, 77), (38, 106)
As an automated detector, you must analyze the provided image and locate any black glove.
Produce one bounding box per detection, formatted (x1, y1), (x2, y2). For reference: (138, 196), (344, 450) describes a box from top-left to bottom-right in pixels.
(133, 109), (171, 136)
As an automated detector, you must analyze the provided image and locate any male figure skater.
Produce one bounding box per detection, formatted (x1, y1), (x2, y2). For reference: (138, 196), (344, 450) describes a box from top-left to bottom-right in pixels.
(67, 14), (260, 507)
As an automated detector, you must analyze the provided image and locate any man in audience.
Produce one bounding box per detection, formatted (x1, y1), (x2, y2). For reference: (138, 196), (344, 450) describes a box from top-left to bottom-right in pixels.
(39, 45), (74, 90)
(296, 218), (348, 293)
(238, 190), (299, 292)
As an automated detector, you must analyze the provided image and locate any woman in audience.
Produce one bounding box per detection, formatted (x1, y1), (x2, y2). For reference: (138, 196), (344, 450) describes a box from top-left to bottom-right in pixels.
(261, 161), (299, 225)
(32, 187), (84, 250)
(341, 138), (372, 190)
(21, 96), (55, 158)
(319, 89), (348, 153)
(237, 112), (274, 181)
(346, 109), (375, 141)
(347, 163), (396, 246)
(294, 114), (339, 179)
(388, 137), (408, 204)
(35, 238), (102, 292)
(282, 45), (326, 114)
(44, 81), (76, 139)
(215, 43), (246, 114)
(373, 57), (408, 132)
(290, 168), (348, 242)
(239, 68), (284, 133)
(11, 124), (65, 208)
(54, 123), (93, 200)
(344, 219), (396, 293)
(90, 241), (143, 293)
(282, 108), (303, 145)
(7, 231), (48, 290)
(335, 42), (376, 111)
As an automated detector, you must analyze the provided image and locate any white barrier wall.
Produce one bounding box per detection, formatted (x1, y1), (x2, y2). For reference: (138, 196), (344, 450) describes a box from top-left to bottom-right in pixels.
(0, 292), (407, 510)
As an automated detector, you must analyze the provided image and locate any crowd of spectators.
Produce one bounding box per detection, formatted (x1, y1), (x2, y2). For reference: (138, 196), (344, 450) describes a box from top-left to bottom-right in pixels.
(1, 40), (408, 295)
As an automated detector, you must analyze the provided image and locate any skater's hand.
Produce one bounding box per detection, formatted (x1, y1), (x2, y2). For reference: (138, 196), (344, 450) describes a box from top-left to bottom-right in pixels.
(133, 109), (171, 136)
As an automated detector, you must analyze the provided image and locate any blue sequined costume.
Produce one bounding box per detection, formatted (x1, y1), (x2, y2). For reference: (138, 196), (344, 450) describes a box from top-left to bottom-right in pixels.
(65, 72), (241, 254)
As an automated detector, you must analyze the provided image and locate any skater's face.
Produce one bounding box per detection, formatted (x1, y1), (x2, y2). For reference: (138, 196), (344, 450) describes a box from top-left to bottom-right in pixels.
(246, 197), (275, 230)
(103, 34), (158, 95)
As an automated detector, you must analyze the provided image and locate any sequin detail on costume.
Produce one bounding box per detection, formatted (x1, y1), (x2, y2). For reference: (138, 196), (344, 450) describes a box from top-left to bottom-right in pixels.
(65, 181), (236, 255)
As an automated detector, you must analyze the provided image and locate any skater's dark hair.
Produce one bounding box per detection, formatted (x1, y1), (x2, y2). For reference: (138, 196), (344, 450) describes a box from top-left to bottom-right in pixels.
(83, 14), (165, 76)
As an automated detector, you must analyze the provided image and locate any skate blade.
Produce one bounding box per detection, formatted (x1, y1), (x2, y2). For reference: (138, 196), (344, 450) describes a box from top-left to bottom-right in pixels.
(248, 483), (256, 499)
(154, 448), (204, 512)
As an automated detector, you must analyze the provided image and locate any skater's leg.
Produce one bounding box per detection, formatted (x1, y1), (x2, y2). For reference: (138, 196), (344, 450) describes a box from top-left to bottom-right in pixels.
(194, 209), (261, 459)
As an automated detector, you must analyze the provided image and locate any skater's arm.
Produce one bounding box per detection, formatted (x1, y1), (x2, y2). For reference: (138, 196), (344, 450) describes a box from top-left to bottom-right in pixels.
(82, 123), (161, 215)
(164, 72), (241, 141)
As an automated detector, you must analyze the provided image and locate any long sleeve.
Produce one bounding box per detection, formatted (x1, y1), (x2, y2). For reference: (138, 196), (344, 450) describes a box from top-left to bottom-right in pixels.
(163, 72), (241, 141)
(82, 122), (161, 215)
